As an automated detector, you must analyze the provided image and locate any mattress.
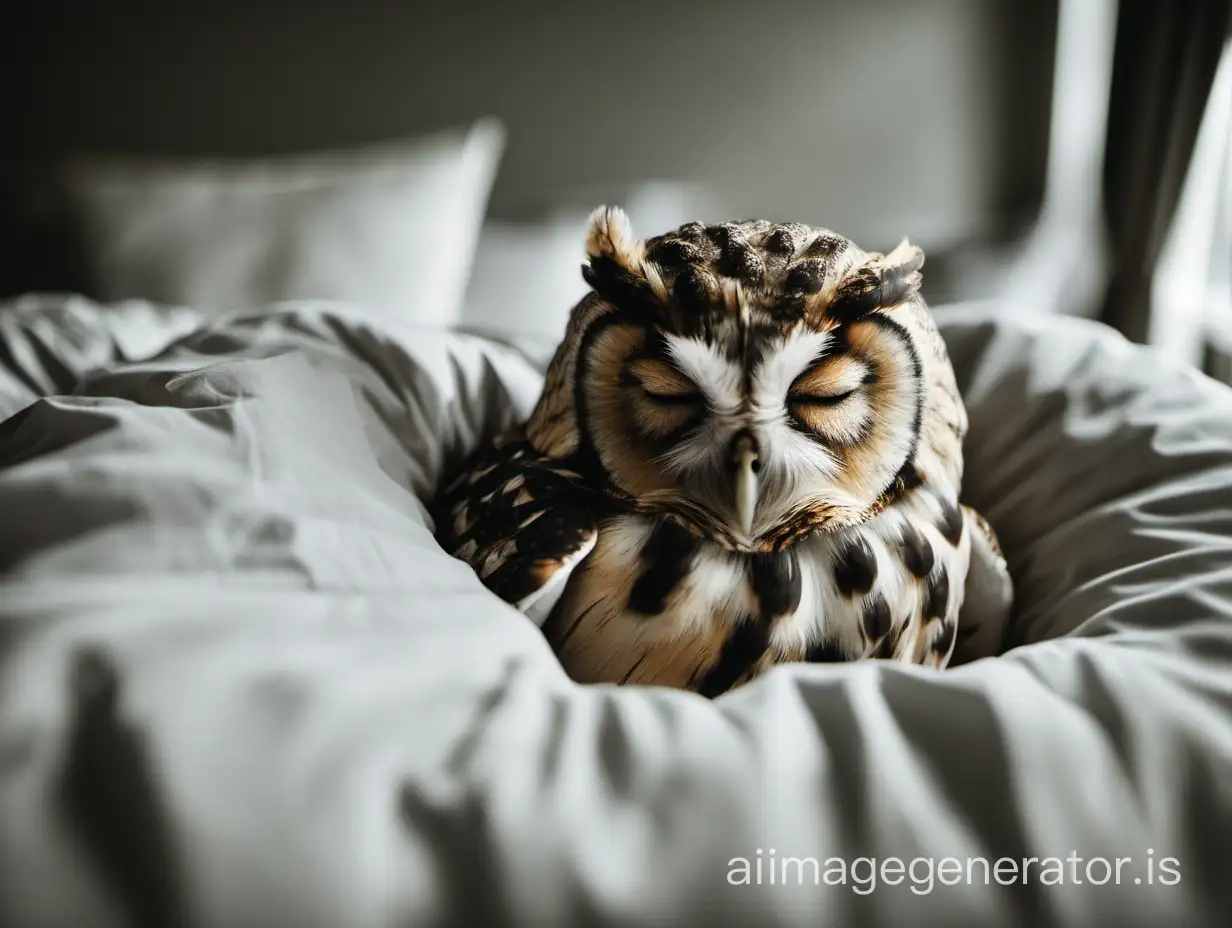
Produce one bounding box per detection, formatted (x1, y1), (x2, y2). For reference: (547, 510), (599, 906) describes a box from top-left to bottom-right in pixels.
(2, 294), (1231, 927)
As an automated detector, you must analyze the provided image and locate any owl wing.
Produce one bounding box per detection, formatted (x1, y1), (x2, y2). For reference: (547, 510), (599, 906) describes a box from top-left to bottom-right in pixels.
(950, 504), (1013, 665)
(433, 432), (603, 627)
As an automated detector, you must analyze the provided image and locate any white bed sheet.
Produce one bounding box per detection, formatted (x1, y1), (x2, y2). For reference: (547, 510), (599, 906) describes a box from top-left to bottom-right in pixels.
(1, 295), (1230, 927)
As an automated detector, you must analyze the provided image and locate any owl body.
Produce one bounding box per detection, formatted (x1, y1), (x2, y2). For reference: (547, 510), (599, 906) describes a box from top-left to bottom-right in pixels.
(435, 211), (1010, 697)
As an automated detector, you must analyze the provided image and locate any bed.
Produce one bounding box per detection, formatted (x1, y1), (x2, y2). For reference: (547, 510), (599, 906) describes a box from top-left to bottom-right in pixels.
(2, 292), (1231, 927)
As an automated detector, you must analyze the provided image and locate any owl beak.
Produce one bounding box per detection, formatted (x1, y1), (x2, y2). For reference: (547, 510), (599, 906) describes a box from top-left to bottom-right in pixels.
(732, 431), (760, 538)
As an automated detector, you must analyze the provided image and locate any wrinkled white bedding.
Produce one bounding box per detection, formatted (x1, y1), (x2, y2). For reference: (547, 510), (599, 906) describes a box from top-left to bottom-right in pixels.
(2, 295), (1231, 927)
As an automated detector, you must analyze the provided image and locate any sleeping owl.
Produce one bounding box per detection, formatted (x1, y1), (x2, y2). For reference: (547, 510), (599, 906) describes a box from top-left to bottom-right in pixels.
(434, 208), (1012, 697)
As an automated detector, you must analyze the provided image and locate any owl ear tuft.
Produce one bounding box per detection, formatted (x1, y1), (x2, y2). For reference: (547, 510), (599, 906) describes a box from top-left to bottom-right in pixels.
(582, 205), (657, 307)
(877, 238), (925, 306)
(585, 205), (643, 271)
(827, 238), (925, 321)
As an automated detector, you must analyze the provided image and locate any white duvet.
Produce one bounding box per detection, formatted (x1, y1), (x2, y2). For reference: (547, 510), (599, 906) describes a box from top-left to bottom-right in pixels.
(1, 294), (1231, 927)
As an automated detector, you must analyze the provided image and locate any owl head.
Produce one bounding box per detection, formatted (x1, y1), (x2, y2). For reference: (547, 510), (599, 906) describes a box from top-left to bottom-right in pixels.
(525, 207), (966, 552)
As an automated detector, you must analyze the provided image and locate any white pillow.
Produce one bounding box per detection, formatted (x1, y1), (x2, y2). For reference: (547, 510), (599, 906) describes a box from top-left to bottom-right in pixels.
(64, 119), (505, 325)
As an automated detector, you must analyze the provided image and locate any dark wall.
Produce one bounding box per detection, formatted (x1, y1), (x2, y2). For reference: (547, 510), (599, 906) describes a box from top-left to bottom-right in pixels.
(0, 0), (1056, 299)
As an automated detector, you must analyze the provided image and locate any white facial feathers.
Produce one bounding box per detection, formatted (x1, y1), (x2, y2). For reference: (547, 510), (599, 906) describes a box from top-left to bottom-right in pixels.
(665, 335), (743, 418)
(656, 331), (847, 496)
(663, 329), (835, 418)
(750, 330), (833, 413)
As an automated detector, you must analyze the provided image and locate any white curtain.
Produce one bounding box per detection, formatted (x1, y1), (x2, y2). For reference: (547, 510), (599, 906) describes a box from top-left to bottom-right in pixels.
(1149, 36), (1232, 376)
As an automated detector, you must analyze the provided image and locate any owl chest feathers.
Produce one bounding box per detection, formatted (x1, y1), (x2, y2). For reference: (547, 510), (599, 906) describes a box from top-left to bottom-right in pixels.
(541, 480), (972, 696)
